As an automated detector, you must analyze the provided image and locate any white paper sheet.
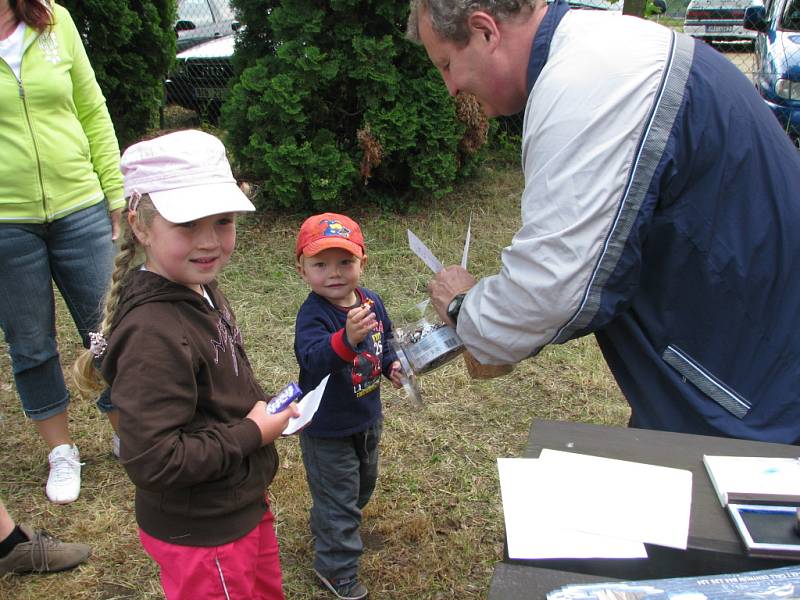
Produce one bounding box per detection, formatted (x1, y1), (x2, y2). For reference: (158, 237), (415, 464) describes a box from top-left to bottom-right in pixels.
(535, 450), (692, 549)
(282, 375), (329, 435)
(498, 458), (648, 559)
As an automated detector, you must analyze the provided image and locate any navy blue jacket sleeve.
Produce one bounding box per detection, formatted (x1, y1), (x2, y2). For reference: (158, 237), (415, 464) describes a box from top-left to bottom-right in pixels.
(294, 305), (350, 382)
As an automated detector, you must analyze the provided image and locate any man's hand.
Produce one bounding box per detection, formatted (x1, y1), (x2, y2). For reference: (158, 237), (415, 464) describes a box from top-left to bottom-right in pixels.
(427, 266), (477, 325)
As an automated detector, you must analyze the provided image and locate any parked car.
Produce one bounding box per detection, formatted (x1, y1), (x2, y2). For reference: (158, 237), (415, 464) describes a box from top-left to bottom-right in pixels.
(569, 0), (667, 12)
(569, 0), (624, 9)
(165, 33), (235, 122)
(684, 0), (757, 44)
(175, 0), (239, 53)
(745, 0), (800, 146)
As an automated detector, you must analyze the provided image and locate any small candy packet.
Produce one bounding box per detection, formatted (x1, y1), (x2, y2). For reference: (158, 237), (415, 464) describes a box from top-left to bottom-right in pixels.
(266, 382), (303, 414)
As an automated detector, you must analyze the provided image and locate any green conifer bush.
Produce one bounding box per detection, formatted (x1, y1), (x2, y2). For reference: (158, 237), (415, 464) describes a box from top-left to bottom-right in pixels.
(223, 0), (489, 211)
(61, 0), (176, 147)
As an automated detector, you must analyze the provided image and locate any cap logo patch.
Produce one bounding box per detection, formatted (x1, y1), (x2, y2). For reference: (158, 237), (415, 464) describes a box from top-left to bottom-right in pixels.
(321, 219), (351, 239)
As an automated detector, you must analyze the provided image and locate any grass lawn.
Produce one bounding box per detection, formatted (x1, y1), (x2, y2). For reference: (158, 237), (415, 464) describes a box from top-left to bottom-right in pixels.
(0, 155), (629, 599)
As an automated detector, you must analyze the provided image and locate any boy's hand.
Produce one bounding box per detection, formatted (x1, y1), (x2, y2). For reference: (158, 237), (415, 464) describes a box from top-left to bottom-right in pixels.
(345, 302), (377, 347)
(246, 400), (301, 445)
(388, 360), (404, 389)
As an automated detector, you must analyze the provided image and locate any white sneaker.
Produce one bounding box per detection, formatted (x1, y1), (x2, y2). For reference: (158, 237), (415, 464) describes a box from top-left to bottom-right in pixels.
(46, 444), (82, 504)
(112, 433), (120, 459)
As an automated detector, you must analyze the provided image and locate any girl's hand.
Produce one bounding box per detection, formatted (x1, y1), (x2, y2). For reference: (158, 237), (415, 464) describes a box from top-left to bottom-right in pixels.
(345, 302), (377, 347)
(109, 208), (123, 241)
(246, 400), (301, 445)
(388, 360), (404, 389)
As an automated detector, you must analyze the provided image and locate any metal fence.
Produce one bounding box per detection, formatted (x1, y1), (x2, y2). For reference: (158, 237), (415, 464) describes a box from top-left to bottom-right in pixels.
(164, 0), (239, 123)
(162, 1), (798, 147)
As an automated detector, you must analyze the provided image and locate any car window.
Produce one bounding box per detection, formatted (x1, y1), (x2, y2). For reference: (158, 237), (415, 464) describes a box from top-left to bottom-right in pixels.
(781, 0), (800, 29)
(178, 0), (215, 26)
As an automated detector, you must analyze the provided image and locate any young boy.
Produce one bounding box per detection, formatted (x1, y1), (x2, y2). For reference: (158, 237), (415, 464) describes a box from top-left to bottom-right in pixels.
(294, 213), (402, 600)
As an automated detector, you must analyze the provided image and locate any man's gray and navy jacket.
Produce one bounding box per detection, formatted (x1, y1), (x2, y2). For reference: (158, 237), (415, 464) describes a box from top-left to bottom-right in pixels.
(457, 1), (800, 443)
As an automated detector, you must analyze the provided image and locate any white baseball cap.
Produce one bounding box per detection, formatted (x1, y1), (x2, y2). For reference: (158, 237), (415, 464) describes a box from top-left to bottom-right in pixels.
(120, 130), (255, 224)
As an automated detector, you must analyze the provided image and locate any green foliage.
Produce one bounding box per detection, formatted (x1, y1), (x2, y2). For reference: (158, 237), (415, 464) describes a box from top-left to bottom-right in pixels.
(61, 0), (177, 147)
(224, 0), (487, 212)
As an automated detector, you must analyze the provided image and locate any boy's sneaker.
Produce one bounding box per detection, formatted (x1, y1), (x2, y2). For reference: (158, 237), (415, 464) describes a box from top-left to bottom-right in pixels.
(314, 569), (368, 599)
(45, 444), (82, 504)
(0, 524), (91, 575)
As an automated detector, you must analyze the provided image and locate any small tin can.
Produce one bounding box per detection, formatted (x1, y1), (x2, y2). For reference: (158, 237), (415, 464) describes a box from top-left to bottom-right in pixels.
(388, 317), (466, 405)
(266, 382), (303, 414)
(394, 318), (464, 375)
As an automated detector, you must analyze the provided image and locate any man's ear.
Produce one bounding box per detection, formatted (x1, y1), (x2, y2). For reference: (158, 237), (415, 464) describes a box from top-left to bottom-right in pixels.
(468, 11), (501, 48)
(127, 211), (148, 246)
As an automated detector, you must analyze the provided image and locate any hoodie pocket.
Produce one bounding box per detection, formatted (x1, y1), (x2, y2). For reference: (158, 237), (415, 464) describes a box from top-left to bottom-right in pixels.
(662, 344), (752, 418)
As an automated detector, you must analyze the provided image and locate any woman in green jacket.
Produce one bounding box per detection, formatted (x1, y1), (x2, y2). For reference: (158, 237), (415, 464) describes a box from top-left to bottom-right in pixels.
(0, 0), (123, 504)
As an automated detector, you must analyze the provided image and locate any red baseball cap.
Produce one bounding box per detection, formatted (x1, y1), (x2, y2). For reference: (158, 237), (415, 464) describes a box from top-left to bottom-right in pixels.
(296, 213), (365, 259)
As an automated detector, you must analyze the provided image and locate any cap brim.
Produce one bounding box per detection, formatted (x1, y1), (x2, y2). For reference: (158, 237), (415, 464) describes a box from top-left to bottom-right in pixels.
(149, 182), (255, 223)
(301, 237), (364, 258)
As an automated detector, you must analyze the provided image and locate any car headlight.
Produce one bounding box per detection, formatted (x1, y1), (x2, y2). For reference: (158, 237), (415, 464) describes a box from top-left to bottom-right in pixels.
(775, 79), (800, 101)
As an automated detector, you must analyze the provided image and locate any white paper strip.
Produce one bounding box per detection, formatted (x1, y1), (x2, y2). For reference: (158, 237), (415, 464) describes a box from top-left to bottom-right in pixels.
(461, 215), (472, 270)
(407, 229), (443, 273)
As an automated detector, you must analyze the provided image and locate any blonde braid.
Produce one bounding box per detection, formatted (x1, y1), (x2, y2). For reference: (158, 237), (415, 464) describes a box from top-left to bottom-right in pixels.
(72, 201), (153, 398)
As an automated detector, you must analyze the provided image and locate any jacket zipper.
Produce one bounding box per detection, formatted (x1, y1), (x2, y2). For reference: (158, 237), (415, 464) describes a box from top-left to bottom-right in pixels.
(2, 36), (49, 217)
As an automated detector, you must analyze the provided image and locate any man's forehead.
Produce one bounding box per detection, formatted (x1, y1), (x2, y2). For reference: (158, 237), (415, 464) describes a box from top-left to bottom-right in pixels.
(418, 9), (452, 58)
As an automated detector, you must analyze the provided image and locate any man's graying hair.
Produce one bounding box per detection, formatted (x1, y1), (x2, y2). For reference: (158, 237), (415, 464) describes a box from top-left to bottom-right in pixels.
(407, 0), (538, 44)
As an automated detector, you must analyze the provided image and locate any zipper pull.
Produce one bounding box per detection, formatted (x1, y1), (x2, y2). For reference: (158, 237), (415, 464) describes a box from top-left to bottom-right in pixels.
(18, 80), (24, 99)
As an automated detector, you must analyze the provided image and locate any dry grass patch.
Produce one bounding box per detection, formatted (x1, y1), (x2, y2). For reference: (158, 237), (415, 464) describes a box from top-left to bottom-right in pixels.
(0, 159), (627, 599)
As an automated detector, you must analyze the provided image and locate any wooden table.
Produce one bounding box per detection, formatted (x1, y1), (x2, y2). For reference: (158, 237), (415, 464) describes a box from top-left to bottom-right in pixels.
(488, 419), (800, 599)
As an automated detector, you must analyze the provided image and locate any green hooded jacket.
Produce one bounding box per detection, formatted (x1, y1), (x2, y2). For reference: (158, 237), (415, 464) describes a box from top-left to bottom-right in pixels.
(0, 3), (124, 223)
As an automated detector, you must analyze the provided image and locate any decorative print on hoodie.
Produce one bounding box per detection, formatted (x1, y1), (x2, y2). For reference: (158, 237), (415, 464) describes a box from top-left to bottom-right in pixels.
(38, 31), (61, 64)
(210, 307), (242, 376)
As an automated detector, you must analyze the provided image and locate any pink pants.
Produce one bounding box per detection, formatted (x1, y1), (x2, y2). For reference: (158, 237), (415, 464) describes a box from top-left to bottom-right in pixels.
(139, 509), (284, 600)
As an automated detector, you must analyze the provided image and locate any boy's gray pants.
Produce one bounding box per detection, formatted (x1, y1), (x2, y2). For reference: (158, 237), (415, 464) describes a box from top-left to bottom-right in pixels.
(299, 419), (382, 581)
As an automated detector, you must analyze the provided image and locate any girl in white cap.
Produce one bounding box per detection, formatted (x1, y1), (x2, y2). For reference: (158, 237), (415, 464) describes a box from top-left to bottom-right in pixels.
(73, 130), (299, 600)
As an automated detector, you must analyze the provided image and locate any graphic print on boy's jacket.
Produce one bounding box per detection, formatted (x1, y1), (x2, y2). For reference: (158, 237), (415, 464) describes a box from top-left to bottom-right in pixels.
(352, 325), (385, 397)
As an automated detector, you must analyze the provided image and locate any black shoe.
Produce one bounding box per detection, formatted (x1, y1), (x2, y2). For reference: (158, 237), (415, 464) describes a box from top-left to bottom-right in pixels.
(314, 568), (368, 599)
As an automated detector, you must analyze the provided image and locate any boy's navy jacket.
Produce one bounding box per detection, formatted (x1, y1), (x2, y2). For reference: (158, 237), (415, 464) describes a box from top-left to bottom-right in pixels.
(294, 287), (397, 437)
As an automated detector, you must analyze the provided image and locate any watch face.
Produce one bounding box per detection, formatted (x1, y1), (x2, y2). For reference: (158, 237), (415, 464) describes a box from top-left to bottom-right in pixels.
(447, 293), (464, 320)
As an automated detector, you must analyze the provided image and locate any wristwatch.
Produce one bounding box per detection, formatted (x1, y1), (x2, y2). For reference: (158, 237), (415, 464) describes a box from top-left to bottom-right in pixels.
(446, 293), (467, 325)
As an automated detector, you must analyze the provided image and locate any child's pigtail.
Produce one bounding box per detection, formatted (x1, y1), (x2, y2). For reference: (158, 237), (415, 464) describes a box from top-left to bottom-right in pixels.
(72, 217), (141, 399)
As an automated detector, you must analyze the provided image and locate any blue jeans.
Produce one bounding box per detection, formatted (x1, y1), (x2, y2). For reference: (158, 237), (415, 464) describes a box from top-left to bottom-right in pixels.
(299, 419), (382, 581)
(0, 202), (115, 420)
